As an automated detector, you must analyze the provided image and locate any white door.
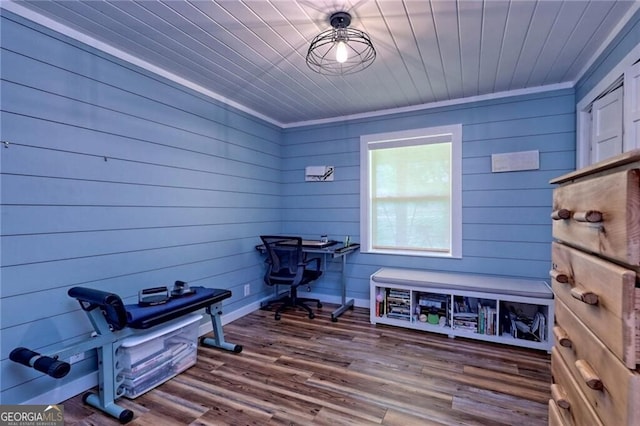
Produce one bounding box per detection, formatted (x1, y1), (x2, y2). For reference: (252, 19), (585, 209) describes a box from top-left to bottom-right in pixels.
(591, 86), (623, 163)
(624, 61), (640, 152)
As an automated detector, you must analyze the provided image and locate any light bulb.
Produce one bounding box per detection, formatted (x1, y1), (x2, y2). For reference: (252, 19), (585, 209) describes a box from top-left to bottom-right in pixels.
(335, 41), (348, 63)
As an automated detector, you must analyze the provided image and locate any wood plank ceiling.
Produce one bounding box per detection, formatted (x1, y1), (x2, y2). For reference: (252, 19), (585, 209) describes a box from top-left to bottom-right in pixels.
(6, 0), (637, 126)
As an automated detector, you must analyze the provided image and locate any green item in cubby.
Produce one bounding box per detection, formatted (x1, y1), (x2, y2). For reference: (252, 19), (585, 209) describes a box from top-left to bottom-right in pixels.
(427, 313), (439, 324)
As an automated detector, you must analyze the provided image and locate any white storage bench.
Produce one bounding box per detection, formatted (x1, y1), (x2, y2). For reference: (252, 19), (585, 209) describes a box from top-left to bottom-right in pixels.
(370, 268), (554, 351)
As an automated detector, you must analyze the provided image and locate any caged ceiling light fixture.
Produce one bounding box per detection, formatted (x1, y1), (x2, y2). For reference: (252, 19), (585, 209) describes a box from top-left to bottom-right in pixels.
(306, 11), (376, 76)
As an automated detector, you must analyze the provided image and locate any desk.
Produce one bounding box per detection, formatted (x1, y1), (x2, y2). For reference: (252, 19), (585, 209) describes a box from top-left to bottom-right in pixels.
(256, 241), (359, 321)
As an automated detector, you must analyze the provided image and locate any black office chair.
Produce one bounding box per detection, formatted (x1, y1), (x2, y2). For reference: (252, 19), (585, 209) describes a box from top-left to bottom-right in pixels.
(260, 235), (323, 320)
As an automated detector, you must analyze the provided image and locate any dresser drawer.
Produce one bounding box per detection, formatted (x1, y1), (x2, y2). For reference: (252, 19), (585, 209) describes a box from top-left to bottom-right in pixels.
(548, 398), (575, 426)
(551, 241), (639, 368)
(548, 399), (570, 426)
(551, 168), (640, 267)
(553, 298), (640, 425)
(550, 348), (603, 426)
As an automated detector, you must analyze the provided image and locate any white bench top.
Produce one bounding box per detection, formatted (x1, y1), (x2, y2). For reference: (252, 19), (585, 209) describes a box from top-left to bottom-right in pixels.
(372, 268), (553, 299)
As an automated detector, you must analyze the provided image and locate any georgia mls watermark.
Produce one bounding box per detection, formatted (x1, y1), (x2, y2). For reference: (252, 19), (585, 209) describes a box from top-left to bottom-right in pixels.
(0, 405), (64, 426)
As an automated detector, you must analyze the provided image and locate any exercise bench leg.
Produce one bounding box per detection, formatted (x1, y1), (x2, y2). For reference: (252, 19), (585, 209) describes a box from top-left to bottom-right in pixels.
(82, 342), (133, 424)
(83, 392), (133, 424)
(201, 302), (243, 353)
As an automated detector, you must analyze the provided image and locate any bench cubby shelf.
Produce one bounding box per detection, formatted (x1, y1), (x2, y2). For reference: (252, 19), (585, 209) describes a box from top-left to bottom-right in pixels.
(370, 268), (554, 352)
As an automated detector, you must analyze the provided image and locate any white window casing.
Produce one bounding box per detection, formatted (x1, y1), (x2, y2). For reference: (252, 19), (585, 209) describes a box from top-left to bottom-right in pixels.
(360, 124), (462, 258)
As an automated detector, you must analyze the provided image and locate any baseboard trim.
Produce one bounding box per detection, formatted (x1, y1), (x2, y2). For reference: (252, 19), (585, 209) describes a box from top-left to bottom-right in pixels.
(24, 372), (98, 405)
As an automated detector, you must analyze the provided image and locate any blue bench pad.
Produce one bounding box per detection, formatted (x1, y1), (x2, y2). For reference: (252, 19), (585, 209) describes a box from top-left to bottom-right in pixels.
(125, 287), (232, 329)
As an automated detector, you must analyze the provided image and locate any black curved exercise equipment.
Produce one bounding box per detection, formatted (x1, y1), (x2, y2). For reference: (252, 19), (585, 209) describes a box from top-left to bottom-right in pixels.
(68, 286), (129, 330)
(10, 282), (242, 424)
(9, 347), (71, 379)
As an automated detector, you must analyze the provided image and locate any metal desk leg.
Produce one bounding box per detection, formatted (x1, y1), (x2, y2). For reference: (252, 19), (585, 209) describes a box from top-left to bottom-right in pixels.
(330, 253), (354, 322)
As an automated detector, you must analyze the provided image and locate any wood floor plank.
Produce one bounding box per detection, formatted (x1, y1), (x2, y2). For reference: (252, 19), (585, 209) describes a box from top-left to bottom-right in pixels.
(382, 408), (450, 426)
(189, 403), (272, 426)
(452, 393), (547, 426)
(462, 365), (550, 394)
(211, 365), (387, 424)
(454, 385), (548, 416)
(421, 364), (550, 403)
(61, 305), (551, 425)
(312, 406), (383, 426)
(134, 388), (208, 423)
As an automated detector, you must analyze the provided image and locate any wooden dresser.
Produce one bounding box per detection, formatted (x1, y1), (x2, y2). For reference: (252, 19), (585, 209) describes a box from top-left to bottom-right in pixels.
(548, 150), (640, 425)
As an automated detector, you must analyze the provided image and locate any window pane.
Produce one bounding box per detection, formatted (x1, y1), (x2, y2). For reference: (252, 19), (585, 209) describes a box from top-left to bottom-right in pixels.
(361, 123), (461, 258)
(371, 142), (451, 252)
(372, 198), (450, 251)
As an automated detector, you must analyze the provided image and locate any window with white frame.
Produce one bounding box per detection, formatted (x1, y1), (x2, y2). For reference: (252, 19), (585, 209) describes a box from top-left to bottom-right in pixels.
(360, 124), (462, 258)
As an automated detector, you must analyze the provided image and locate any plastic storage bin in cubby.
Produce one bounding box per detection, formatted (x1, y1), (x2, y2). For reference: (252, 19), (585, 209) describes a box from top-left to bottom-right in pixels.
(117, 313), (201, 399)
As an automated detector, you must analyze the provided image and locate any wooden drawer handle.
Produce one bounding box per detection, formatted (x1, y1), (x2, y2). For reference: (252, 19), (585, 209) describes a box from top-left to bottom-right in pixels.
(549, 270), (569, 284)
(573, 210), (603, 223)
(551, 209), (571, 220)
(575, 359), (603, 390)
(570, 287), (599, 305)
(552, 325), (572, 348)
(550, 383), (570, 409)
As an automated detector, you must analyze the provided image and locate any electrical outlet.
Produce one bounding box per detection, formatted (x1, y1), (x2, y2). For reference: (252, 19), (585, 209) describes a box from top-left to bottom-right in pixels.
(69, 352), (85, 364)
(244, 283), (250, 296)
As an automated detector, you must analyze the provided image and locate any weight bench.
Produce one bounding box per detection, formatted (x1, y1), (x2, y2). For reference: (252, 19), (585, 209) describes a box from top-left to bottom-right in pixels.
(10, 285), (242, 424)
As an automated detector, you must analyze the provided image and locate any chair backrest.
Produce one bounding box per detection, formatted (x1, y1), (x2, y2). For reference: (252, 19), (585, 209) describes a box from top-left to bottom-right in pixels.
(260, 235), (305, 286)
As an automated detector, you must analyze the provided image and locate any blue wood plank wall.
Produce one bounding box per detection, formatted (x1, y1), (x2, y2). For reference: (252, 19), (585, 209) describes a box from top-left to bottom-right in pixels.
(575, 7), (640, 104)
(7, 4), (638, 407)
(0, 12), (280, 403)
(281, 89), (576, 301)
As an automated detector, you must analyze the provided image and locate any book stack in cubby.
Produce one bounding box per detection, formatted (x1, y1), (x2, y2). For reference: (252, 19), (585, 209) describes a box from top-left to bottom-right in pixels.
(385, 288), (411, 321)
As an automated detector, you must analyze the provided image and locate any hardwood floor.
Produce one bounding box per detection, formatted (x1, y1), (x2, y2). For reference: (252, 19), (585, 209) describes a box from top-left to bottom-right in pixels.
(63, 304), (551, 425)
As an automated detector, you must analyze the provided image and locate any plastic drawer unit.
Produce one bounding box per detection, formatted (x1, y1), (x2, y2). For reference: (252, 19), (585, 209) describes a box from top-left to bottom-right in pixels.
(117, 313), (201, 398)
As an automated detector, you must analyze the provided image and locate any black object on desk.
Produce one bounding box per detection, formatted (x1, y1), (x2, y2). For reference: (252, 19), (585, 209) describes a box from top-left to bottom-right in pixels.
(276, 238), (338, 249)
